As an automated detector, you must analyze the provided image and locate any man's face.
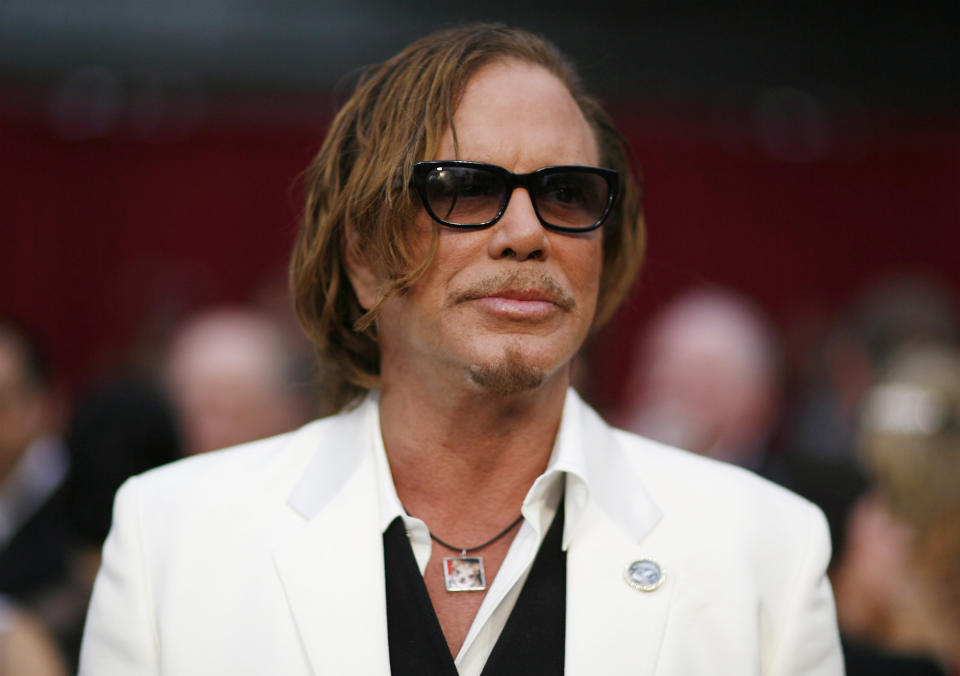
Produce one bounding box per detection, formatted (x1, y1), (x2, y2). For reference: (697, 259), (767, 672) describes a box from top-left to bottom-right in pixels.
(355, 60), (604, 396)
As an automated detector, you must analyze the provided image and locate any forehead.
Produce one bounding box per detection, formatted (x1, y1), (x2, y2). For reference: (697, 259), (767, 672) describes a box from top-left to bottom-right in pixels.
(437, 59), (599, 168)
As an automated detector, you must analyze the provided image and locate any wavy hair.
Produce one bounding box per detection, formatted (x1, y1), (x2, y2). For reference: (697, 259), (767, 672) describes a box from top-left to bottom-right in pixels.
(290, 23), (645, 412)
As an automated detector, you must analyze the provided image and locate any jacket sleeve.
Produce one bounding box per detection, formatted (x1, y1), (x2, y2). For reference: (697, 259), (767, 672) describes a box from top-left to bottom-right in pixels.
(767, 505), (845, 676)
(78, 477), (160, 675)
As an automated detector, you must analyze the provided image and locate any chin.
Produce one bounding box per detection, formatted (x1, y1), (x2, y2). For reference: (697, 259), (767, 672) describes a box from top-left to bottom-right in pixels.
(465, 344), (560, 396)
(468, 361), (546, 395)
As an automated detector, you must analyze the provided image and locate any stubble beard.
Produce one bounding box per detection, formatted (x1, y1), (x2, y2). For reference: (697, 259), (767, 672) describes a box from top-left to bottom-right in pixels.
(467, 346), (547, 396)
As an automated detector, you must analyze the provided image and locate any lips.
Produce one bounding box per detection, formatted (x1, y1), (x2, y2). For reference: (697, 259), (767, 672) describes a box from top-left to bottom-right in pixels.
(473, 294), (560, 321)
(459, 280), (577, 322)
(452, 272), (576, 313)
(488, 288), (558, 304)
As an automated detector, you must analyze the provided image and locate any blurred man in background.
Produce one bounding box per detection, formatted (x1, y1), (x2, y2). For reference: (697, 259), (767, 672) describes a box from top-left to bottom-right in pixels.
(163, 306), (314, 455)
(614, 288), (779, 469)
(784, 276), (958, 465)
(0, 322), (71, 673)
(0, 322), (69, 608)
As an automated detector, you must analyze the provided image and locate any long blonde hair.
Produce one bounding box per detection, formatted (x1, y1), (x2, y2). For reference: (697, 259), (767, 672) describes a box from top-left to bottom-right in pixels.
(860, 344), (960, 655)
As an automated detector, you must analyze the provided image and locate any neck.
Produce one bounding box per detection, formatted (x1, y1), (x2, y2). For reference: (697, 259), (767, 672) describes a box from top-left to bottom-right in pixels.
(379, 369), (569, 531)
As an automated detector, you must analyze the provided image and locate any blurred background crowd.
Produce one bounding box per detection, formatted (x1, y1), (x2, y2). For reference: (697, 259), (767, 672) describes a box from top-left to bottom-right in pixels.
(1, 2), (958, 673)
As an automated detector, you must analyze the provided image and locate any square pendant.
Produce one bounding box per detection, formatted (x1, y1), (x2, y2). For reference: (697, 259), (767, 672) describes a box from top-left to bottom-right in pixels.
(442, 556), (486, 591)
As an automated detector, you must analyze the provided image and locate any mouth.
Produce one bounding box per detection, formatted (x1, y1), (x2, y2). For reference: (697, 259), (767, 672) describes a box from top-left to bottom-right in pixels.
(452, 273), (576, 318)
(492, 288), (558, 303)
(476, 295), (559, 320)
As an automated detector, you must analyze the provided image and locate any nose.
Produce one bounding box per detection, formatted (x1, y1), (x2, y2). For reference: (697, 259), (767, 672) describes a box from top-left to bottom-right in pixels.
(487, 187), (550, 261)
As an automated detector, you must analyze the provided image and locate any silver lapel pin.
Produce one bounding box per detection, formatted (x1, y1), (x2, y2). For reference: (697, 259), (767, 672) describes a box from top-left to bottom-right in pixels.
(625, 558), (665, 592)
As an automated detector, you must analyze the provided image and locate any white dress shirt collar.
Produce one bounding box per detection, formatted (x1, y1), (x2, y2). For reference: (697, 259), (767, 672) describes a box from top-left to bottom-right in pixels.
(369, 388), (654, 549)
(288, 388), (659, 549)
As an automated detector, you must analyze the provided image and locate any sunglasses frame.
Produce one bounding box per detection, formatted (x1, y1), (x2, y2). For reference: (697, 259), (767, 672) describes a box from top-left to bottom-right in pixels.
(411, 161), (618, 234)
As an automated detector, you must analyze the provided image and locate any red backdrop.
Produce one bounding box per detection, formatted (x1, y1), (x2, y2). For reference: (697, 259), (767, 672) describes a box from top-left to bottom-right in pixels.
(2, 94), (958, 403)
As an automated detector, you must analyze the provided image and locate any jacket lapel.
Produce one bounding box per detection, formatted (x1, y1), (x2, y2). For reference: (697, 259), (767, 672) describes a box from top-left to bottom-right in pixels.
(565, 499), (675, 675)
(272, 401), (392, 675)
(564, 398), (675, 675)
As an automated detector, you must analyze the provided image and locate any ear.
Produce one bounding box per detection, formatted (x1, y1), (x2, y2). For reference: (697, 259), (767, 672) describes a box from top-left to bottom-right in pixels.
(343, 228), (381, 311)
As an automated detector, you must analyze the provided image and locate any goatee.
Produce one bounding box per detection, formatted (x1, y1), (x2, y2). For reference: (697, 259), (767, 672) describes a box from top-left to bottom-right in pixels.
(468, 347), (545, 395)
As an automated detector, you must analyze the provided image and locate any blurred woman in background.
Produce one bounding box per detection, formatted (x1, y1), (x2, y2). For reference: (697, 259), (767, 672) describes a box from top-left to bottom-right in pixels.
(838, 343), (960, 672)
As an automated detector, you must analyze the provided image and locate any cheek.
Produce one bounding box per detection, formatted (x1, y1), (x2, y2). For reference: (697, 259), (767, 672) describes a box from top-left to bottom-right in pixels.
(563, 239), (603, 315)
(412, 227), (488, 295)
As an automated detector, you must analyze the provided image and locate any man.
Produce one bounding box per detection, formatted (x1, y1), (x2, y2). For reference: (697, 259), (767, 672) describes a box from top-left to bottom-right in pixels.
(614, 288), (780, 468)
(0, 323), (70, 607)
(80, 24), (843, 675)
(163, 307), (314, 455)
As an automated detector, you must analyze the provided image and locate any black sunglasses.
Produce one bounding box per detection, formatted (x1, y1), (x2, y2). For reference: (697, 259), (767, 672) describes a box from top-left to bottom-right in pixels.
(412, 161), (618, 234)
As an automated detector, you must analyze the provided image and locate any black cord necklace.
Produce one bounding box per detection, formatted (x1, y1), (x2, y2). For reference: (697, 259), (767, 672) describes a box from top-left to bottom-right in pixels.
(428, 513), (525, 555)
(404, 509), (525, 592)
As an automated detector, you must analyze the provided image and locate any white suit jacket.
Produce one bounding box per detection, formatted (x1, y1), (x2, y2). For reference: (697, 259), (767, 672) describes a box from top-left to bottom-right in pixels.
(79, 391), (843, 675)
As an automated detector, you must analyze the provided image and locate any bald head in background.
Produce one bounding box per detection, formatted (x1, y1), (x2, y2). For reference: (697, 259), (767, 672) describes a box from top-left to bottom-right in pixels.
(617, 289), (779, 467)
(164, 308), (313, 455)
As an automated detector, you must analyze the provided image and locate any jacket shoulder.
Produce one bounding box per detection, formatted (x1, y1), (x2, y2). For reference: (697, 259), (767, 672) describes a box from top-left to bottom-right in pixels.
(614, 428), (822, 524)
(121, 413), (349, 514)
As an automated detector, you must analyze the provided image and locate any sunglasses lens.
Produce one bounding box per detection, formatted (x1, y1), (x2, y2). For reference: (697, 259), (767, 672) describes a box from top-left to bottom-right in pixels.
(417, 163), (614, 231)
(423, 166), (505, 226)
(535, 171), (611, 229)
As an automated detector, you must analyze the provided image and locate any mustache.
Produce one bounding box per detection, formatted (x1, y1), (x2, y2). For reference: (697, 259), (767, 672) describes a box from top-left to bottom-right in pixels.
(450, 271), (577, 312)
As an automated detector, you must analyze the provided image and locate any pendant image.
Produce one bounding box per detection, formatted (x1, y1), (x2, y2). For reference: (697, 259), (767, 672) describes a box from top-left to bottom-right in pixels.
(442, 556), (486, 592)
